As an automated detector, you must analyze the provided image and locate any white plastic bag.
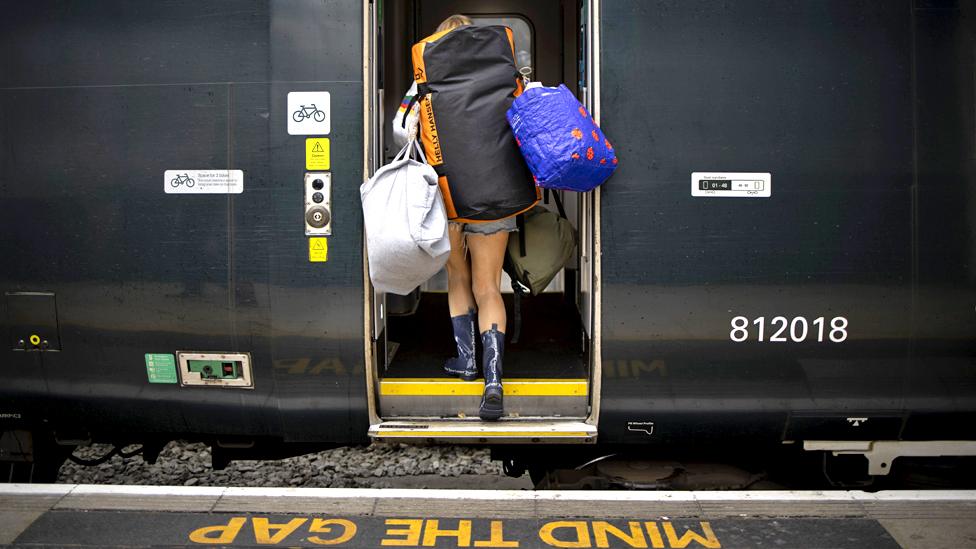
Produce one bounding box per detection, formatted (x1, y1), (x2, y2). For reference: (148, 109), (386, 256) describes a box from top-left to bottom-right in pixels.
(360, 139), (450, 295)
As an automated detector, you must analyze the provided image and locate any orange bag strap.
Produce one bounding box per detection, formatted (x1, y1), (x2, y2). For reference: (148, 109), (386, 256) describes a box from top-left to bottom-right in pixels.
(504, 27), (524, 97)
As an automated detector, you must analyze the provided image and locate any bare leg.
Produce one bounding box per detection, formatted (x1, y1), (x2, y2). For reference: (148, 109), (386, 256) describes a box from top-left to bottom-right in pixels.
(446, 224), (476, 317)
(443, 224), (479, 380)
(467, 231), (509, 333)
(468, 229), (509, 420)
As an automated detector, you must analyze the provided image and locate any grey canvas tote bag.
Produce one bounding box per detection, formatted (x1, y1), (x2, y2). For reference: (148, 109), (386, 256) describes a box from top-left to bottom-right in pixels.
(360, 140), (450, 295)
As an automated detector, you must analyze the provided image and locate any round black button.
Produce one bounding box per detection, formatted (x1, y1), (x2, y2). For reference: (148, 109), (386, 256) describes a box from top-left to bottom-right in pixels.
(312, 192), (324, 203)
(306, 206), (331, 228)
(312, 179), (324, 190)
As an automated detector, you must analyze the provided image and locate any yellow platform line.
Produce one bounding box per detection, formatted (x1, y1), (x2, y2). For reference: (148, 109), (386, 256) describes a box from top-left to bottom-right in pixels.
(379, 378), (588, 397)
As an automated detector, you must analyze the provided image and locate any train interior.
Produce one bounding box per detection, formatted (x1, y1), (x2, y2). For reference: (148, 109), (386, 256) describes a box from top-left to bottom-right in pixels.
(368, 0), (595, 422)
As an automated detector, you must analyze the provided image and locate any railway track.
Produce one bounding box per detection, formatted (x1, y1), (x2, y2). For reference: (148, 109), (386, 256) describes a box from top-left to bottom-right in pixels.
(56, 441), (531, 489)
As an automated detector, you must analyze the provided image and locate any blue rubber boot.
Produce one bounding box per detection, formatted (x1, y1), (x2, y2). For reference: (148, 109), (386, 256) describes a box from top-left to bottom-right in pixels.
(443, 309), (478, 381)
(479, 325), (505, 421)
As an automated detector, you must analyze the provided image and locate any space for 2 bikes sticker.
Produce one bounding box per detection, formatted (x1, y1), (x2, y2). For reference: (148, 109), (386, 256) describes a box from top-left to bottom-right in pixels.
(287, 91), (331, 135)
(164, 170), (244, 194)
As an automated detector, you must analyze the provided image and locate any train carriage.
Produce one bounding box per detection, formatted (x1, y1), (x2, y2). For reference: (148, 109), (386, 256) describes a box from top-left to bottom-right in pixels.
(2, 0), (975, 485)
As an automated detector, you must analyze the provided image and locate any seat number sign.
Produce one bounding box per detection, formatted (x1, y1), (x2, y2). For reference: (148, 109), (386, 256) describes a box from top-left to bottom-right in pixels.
(692, 172), (771, 197)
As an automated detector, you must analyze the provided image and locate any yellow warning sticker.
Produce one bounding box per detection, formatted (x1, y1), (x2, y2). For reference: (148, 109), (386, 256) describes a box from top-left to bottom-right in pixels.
(309, 237), (328, 262)
(306, 138), (330, 170)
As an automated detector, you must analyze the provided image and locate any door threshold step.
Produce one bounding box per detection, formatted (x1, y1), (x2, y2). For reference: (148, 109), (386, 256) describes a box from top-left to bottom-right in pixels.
(379, 377), (587, 396)
(377, 378), (589, 418)
(369, 420), (597, 444)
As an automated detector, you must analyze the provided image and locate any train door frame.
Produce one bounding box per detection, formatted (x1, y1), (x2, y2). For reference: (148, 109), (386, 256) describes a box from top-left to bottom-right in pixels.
(361, 0), (603, 444)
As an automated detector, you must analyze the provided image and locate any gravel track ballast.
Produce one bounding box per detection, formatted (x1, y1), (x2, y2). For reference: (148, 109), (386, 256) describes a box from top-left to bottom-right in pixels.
(57, 441), (520, 488)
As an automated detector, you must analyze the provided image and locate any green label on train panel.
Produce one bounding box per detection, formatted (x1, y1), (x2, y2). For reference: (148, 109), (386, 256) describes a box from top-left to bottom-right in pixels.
(145, 354), (178, 384)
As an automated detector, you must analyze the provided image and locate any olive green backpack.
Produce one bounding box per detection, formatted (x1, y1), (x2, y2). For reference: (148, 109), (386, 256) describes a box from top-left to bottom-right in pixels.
(503, 191), (577, 343)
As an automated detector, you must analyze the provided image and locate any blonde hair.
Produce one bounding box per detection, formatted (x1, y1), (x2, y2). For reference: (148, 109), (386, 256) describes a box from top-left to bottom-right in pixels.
(436, 14), (472, 33)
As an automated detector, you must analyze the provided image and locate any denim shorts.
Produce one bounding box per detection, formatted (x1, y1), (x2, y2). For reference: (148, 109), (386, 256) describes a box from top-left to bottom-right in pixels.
(451, 216), (517, 236)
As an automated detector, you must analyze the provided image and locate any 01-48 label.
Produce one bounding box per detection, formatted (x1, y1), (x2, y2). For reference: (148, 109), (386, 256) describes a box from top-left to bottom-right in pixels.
(730, 316), (848, 343)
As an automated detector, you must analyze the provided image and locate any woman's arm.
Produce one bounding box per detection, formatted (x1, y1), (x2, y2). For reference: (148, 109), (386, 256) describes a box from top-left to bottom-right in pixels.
(391, 81), (420, 150)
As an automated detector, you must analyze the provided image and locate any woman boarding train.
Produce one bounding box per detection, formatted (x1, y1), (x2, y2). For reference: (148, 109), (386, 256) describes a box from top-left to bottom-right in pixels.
(392, 14), (541, 420)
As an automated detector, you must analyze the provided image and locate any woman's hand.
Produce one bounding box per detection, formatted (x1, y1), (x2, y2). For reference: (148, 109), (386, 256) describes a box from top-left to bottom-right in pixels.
(406, 108), (420, 141)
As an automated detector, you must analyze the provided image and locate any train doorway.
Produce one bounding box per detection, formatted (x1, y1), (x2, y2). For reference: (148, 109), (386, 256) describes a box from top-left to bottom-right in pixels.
(364, 0), (600, 442)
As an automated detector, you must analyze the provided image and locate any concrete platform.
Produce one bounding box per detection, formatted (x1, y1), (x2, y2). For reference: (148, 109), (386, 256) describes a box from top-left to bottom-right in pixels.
(1, 485), (975, 548)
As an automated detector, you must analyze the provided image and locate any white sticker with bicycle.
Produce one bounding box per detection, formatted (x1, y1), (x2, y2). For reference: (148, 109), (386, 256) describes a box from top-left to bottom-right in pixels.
(164, 170), (243, 194)
(287, 91), (331, 135)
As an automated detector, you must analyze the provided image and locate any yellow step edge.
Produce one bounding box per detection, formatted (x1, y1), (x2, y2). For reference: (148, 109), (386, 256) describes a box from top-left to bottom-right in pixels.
(376, 431), (591, 438)
(379, 378), (588, 397)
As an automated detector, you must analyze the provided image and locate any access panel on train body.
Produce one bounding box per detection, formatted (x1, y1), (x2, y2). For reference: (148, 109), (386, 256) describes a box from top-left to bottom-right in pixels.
(598, 0), (976, 444)
(0, 0), (369, 443)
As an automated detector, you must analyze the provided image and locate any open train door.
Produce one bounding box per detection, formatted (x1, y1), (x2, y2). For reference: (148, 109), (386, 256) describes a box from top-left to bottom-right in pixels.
(363, 0), (600, 444)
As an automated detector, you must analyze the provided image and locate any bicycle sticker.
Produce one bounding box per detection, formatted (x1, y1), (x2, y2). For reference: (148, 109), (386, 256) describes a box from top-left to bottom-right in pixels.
(287, 91), (331, 135)
(164, 170), (243, 194)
